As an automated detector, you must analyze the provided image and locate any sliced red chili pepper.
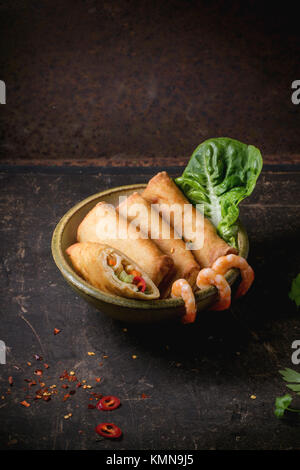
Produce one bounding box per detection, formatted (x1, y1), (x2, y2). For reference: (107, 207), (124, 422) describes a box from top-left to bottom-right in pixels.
(96, 395), (121, 411)
(133, 276), (146, 293)
(95, 423), (122, 439)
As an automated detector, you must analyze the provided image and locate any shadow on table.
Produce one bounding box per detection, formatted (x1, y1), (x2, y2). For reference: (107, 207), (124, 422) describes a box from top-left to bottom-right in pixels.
(105, 229), (299, 367)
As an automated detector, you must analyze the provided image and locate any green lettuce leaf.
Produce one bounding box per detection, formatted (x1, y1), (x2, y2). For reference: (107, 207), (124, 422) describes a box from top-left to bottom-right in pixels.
(289, 274), (300, 307)
(274, 394), (292, 418)
(175, 137), (263, 247)
(279, 367), (300, 384)
(279, 368), (300, 397)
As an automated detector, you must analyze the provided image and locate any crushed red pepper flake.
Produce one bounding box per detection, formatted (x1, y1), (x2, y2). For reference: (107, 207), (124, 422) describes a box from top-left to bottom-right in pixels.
(59, 370), (78, 382)
(8, 376), (13, 386)
(141, 393), (149, 399)
(11, 355), (122, 421)
(34, 386), (52, 402)
(20, 400), (30, 408)
(53, 328), (61, 335)
(68, 375), (77, 382)
(92, 393), (103, 399)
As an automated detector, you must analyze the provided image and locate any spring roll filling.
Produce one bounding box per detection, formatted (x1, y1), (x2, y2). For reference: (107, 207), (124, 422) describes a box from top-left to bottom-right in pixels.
(106, 253), (150, 293)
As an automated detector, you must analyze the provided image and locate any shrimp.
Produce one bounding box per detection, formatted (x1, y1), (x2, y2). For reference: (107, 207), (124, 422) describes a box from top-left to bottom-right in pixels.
(196, 268), (231, 311)
(171, 279), (197, 324)
(212, 254), (254, 298)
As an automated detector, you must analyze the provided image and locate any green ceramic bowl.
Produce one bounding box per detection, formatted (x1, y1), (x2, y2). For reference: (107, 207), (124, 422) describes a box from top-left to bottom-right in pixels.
(51, 184), (249, 323)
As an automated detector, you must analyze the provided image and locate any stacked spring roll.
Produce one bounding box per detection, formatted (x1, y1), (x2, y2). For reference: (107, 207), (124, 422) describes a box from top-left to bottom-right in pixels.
(142, 171), (237, 268)
(66, 171), (238, 301)
(66, 242), (160, 300)
(117, 192), (200, 296)
(77, 201), (174, 293)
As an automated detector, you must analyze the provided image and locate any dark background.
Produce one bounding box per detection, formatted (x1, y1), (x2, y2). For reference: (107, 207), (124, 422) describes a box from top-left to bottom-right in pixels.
(0, 0), (300, 166)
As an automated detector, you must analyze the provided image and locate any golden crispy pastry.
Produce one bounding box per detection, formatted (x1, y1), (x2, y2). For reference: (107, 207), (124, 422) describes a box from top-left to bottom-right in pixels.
(117, 192), (200, 296)
(142, 171), (237, 268)
(76, 202), (174, 290)
(66, 242), (160, 300)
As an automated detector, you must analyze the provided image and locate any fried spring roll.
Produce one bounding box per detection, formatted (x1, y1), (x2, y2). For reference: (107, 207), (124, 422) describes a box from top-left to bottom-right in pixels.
(77, 201), (174, 288)
(66, 242), (160, 300)
(117, 192), (200, 293)
(142, 171), (237, 268)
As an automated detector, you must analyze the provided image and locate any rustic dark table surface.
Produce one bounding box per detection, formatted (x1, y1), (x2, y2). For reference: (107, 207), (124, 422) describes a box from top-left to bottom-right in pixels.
(0, 164), (299, 450)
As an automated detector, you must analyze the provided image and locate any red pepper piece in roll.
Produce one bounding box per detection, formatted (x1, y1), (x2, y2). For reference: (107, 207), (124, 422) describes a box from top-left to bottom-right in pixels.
(133, 276), (146, 293)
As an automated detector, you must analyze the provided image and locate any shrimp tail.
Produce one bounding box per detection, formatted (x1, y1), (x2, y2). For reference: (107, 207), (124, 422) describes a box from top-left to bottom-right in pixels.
(235, 266), (255, 298)
(181, 311), (197, 324)
(171, 279), (197, 324)
(212, 254), (255, 299)
(196, 268), (231, 312)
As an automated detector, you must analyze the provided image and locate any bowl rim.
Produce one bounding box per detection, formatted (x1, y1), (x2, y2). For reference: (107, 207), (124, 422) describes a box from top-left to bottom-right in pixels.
(51, 183), (249, 310)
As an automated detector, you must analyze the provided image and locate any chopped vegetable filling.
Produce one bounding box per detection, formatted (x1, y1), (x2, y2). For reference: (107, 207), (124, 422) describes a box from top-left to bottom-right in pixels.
(107, 254), (149, 292)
